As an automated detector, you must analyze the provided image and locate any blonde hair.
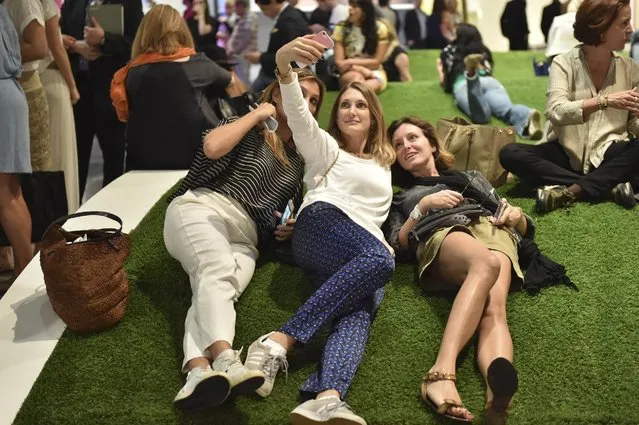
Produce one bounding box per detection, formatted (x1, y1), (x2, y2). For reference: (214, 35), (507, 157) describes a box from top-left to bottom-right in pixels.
(327, 82), (396, 167)
(260, 68), (326, 165)
(131, 5), (194, 59)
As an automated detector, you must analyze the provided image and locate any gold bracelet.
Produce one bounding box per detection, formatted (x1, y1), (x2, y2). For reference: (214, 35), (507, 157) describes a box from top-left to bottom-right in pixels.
(275, 65), (293, 82)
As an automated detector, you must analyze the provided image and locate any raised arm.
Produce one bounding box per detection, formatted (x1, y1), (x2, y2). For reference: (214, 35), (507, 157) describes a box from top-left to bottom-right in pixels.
(203, 104), (275, 159)
(275, 37), (335, 163)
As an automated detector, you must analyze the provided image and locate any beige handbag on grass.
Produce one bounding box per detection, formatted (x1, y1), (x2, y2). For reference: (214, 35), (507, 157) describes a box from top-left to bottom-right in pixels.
(437, 117), (515, 187)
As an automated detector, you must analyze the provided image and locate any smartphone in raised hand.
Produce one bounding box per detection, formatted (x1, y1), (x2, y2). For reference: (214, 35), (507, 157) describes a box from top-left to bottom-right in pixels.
(248, 103), (278, 133)
(296, 31), (334, 68)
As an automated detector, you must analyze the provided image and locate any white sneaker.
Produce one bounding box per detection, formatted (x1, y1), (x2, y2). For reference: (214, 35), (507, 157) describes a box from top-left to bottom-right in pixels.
(289, 396), (367, 425)
(173, 366), (230, 411)
(244, 333), (289, 397)
(213, 348), (266, 397)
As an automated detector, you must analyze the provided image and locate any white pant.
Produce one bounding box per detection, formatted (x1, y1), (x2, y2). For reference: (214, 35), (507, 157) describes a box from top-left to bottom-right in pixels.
(164, 189), (259, 371)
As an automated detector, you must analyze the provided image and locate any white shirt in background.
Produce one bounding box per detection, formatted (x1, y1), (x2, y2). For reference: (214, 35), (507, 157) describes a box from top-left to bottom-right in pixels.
(4, 0), (46, 72)
(38, 0), (60, 73)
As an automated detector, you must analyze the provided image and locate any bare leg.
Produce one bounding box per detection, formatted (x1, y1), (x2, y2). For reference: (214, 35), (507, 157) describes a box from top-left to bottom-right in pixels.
(339, 71), (365, 87)
(394, 53), (413, 82)
(0, 174), (32, 275)
(476, 252), (513, 403)
(424, 232), (501, 420)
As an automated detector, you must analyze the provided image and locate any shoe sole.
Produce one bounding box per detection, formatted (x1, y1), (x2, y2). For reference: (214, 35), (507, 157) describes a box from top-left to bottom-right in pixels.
(528, 110), (543, 141)
(613, 183), (637, 209)
(230, 375), (266, 397)
(290, 412), (366, 425)
(486, 358), (519, 415)
(174, 375), (231, 411)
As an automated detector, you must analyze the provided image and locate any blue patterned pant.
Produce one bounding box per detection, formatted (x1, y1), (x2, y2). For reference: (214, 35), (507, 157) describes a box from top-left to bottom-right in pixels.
(281, 202), (394, 399)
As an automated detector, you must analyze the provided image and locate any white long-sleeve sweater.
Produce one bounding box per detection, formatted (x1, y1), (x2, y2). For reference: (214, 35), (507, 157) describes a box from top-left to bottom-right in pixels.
(279, 73), (393, 249)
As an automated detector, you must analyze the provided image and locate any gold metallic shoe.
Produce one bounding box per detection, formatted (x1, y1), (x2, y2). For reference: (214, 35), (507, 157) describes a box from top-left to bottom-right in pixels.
(421, 372), (473, 423)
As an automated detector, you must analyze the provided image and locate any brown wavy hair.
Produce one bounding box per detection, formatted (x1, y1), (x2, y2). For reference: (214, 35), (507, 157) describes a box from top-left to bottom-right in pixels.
(260, 68), (326, 165)
(573, 0), (629, 46)
(387, 116), (455, 171)
(327, 82), (395, 167)
(131, 5), (194, 59)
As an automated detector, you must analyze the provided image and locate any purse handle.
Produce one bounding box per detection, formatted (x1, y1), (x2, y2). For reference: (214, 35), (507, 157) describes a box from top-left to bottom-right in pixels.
(41, 211), (124, 245)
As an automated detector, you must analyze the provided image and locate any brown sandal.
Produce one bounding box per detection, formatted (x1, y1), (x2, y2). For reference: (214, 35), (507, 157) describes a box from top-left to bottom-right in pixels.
(421, 372), (473, 423)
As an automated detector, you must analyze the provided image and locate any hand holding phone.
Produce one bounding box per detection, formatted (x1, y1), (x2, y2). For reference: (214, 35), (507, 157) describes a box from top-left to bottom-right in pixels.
(296, 31), (334, 68)
(248, 103), (278, 133)
(280, 200), (295, 225)
(493, 200), (506, 220)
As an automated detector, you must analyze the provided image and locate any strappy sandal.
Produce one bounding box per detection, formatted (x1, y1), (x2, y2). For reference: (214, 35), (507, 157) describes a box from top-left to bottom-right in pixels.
(421, 372), (473, 423)
(484, 358), (519, 425)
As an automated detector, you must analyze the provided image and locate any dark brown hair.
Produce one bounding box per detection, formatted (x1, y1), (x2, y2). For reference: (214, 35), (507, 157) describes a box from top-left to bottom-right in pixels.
(387, 116), (455, 171)
(573, 0), (630, 46)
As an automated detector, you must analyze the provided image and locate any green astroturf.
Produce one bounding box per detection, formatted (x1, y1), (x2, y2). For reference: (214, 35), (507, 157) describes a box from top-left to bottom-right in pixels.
(13, 51), (639, 425)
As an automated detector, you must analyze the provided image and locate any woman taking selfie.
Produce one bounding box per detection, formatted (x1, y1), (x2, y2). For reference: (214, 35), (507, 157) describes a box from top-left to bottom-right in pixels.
(243, 36), (395, 425)
(163, 68), (325, 411)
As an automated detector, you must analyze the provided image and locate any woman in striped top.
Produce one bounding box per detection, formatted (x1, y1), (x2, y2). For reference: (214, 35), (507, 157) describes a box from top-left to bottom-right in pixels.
(243, 37), (396, 425)
(163, 68), (325, 411)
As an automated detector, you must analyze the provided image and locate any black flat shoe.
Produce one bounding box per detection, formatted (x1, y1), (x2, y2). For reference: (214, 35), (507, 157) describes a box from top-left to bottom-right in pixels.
(612, 182), (636, 209)
(485, 358), (518, 425)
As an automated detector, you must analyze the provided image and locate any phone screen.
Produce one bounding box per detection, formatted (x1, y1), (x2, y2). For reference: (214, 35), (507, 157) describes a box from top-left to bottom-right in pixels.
(280, 201), (294, 225)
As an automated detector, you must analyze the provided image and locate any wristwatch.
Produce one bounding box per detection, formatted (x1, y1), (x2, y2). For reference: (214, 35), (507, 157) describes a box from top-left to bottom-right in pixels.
(410, 204), (423, 221)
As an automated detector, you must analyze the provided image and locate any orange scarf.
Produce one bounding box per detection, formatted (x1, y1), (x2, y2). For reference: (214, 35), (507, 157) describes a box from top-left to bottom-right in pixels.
(110, 47), (197, 122)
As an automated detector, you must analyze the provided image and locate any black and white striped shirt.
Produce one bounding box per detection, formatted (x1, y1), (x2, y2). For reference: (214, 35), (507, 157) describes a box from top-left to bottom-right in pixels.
(169, 118), (304, 243)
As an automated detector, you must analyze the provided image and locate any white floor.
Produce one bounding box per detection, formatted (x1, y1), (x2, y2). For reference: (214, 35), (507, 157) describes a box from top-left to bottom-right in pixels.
(0, 169), (187, 425)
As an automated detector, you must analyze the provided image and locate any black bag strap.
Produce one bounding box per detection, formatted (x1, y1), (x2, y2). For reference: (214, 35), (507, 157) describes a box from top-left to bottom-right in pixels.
(41, 211), (124, 245)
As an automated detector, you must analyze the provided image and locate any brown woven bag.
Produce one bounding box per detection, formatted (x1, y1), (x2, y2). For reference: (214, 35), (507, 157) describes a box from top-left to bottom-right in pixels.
(40, 211), (131, 333)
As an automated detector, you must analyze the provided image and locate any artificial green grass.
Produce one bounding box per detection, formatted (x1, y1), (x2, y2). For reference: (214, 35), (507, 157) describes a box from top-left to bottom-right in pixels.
(14, 51), (639, 425)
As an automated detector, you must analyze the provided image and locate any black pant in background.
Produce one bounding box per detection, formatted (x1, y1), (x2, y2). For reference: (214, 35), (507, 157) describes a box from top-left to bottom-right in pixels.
(500, 139), (639, 200)
(73, 71), (126, 199)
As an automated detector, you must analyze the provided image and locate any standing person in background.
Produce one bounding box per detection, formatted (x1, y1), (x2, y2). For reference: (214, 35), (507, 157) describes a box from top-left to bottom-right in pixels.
(187, 0), (219, 49)
(5, 0), (51, 172)
(541, 0), (562, 44)
(426, 0), (451, 49)
(376, 0), (398, 31)
(309, 0), (349, 34)
(404, 0), (428, 49)
(227, 0), (258, 84)
(500, 0), (529, 51)
(39, 0), (80, 213)
(60, 0), (143, 199)
(0, 0), (34, 289)
(245, 0), (309, 93)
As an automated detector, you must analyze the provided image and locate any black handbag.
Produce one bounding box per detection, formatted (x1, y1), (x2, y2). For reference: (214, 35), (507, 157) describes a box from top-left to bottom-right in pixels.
(409, 204), (489, 246)
(0, 171), (68, 246)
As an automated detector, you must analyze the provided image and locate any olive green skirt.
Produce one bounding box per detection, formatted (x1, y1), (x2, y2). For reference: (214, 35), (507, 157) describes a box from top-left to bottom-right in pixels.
(416, 216), (523, 291)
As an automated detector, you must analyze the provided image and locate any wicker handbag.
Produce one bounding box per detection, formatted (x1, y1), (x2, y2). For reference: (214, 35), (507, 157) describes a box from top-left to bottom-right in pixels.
(40, 211), (131, 333)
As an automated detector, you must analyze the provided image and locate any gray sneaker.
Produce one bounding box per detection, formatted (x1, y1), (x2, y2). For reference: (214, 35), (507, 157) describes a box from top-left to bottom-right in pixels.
(244, 333), (288, 397)
(289, 396), (367, 425)
(213, 348), (266, 397)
